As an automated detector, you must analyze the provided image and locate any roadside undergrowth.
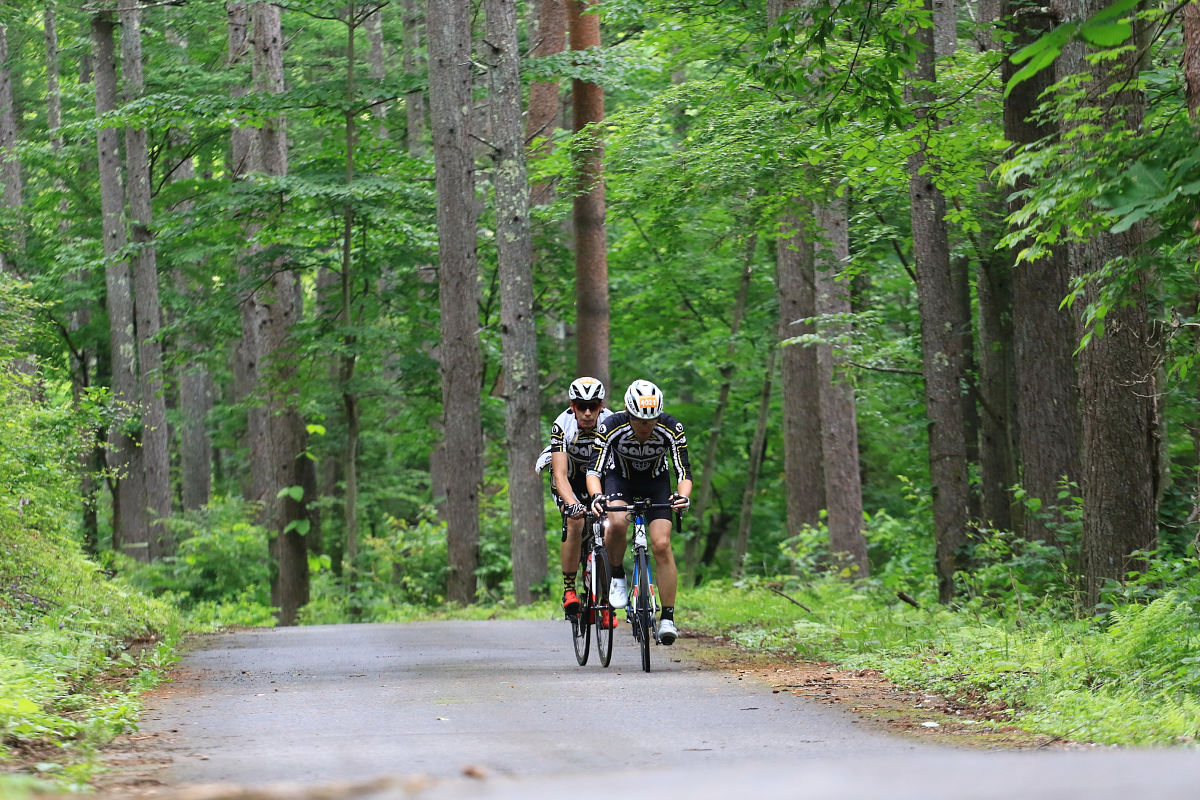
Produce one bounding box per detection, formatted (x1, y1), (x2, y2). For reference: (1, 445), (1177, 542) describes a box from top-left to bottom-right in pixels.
(681, 575), (1200, 747)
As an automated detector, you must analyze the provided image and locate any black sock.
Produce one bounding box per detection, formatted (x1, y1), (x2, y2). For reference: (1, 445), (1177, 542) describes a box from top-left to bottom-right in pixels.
(611, 564), (625, 579)
(563, 572), (576, 593)
(661, 606), (674, 621)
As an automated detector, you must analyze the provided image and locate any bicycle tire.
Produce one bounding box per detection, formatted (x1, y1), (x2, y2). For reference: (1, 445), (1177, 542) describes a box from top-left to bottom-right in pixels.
(593, 544), (613, 667)
(635, 550), (652, 672)
(572, 551), (591, 666)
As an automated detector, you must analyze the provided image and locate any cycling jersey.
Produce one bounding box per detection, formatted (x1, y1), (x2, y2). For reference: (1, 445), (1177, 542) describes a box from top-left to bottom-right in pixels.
(587, 411), (692, 484)
(549, 406), (613, 483)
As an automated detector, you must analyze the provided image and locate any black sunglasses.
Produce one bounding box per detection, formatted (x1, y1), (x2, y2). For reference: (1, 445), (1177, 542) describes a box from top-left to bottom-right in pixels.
(574, 401), (601, 412)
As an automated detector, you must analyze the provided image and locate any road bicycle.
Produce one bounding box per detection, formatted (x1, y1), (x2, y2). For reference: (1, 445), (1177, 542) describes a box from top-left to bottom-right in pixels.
(570, 512), (615, 667)
(600, 499), (677, 672)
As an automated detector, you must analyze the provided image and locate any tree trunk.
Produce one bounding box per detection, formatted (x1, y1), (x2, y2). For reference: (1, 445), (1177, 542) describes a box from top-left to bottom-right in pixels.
(732, 349), (777, 578)
(1005, 1), (1081, 546)
(251, 1), (311, 625)
(908, 0), (970, 602)
(976, 247), (1017, 533)
(1052, 0), (1158, 606)
(527, 0), (567, 206)
(121, 3), (174, 559)
(165, 20), (213, 512)
(49, 3), (102, 549)
(428, 0), (483, 605)
(365, 6), (389, 134)
(776, 212), (825, 536)
(486, 0), (547, 604)
(0, 23), (23, 274)
(815, 200), (868, 577)
(568, 0), (610, 387)
(340, 4), (364, 588)
(402, 0), (427, 156)
(686, 234), (756, 571)
(94, 10), (150, 561)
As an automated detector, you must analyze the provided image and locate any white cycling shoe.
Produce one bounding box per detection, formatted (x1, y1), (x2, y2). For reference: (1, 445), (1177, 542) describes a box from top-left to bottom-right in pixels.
(658, 618), (678, 645)
(608, 577), (628, 608)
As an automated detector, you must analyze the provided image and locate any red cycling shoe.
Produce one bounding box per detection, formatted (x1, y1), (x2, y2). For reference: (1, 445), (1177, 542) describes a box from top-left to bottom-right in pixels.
(562, 589), (581, 615)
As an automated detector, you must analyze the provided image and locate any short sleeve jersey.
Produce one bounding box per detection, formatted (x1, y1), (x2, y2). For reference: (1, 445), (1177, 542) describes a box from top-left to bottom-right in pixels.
(549, 407), (614, 483)
(586, 411), (693, 483)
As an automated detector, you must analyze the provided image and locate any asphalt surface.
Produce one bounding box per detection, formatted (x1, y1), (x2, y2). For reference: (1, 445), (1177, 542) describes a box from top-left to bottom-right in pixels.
(114, 619), (1200, 799)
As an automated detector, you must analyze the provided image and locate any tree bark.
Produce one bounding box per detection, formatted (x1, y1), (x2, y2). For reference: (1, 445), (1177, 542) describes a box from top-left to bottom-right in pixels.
(365, 5), (389, 135)
(94, 10), (150, 561)
(121, 3), (174, 559)
(1005, 1), (1081, 544)
(732, 348), (777, 578)
(527, 0), (567, 206)
(428, 0), (483, 605)
(402, 0), (427, 156)
(1052, 0), (1158, 606)
(776, 212), (825, 536)
(486, 0), (547, 604)
(908, 0), (971, 602)
(165, 16), (213, 512)
(815, 200), (869, 577)
(48, 3), (102, 549)
(0, 23), (23, 274)
(250, 1), (311, 625)
(568, 0), (610, 388)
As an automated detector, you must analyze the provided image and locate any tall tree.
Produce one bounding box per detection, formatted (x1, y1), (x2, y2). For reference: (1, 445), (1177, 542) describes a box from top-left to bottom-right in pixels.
(527, 0), (566, 206)
(428, 0), (483, 604)
(0, 22), (23, 273)
(568, 0), (609, 386)
(402, 0), (427, 155)
(907, 0), (970, 602)
(1051, 0), (1159, 605)
(1004, 0), (1080, 544)
(120, 2), (173, 559)
(249, 0), (311, 624)
(776, 212), (825, 537)
(815, 199), (868, 576)
(93, 9), (149, 560)
(486, 0), (547, 604)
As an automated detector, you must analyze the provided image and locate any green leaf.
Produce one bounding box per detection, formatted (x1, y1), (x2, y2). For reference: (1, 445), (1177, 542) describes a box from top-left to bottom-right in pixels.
(1079, 21), (1131, 47)
(284, 519), (311, 536)
(276, 485), (304, 502)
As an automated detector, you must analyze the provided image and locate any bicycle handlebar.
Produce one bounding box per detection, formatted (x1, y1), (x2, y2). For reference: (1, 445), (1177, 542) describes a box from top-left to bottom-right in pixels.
(596, 500), (677, 512)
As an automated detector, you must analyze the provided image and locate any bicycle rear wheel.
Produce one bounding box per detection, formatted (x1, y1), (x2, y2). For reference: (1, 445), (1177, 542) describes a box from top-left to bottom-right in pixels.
(593, 545), (613, 667)
(572, 552), (592, 666)
(635, 551), (652, 672)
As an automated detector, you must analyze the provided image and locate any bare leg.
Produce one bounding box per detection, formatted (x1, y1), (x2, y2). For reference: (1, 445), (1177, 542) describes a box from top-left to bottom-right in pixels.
(603, 502), (630, 572)
(561, 515), (583, 575)
(649, 518), (677, 606)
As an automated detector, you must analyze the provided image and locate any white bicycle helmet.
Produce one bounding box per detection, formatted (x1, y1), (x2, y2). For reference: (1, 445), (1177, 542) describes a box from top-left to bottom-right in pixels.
(568, 376), (605, 402)
(624, 379), (663, 419)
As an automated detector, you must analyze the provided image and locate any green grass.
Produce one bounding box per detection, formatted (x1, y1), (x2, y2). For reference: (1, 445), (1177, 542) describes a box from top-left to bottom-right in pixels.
(680, 575), (1200, 746)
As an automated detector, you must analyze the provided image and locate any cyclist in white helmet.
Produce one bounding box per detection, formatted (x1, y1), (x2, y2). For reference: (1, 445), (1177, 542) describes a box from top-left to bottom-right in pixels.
(585, 379), (692, 645)
(535, 376), (614, 617)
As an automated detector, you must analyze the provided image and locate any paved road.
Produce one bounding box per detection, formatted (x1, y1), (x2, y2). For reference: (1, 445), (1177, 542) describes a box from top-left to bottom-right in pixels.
(117, 620), (1200, 799)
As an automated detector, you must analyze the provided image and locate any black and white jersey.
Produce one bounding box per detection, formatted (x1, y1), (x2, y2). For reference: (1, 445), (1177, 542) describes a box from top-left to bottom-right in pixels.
(587, 411), (693, 483)
(549, 407), (613, 483)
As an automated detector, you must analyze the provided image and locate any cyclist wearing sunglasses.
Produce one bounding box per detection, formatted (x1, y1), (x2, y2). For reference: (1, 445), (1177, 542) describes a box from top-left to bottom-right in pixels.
(585, 379), (692, 645)
(535, 376), (613, 616)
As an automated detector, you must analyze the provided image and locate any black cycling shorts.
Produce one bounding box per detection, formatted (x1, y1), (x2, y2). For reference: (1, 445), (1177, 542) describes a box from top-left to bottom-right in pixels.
(601, 474), (673, 523)
(550, 476), (593, 541)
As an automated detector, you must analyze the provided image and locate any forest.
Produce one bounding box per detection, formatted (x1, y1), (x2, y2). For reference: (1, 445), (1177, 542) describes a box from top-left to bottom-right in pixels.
(3, 0), (1200, 777)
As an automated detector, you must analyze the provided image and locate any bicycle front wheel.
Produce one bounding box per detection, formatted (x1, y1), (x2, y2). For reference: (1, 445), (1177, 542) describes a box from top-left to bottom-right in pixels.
(635, 551), (652, 672)
(593, 545), (613, 667)
(572, 553), (592, 666)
